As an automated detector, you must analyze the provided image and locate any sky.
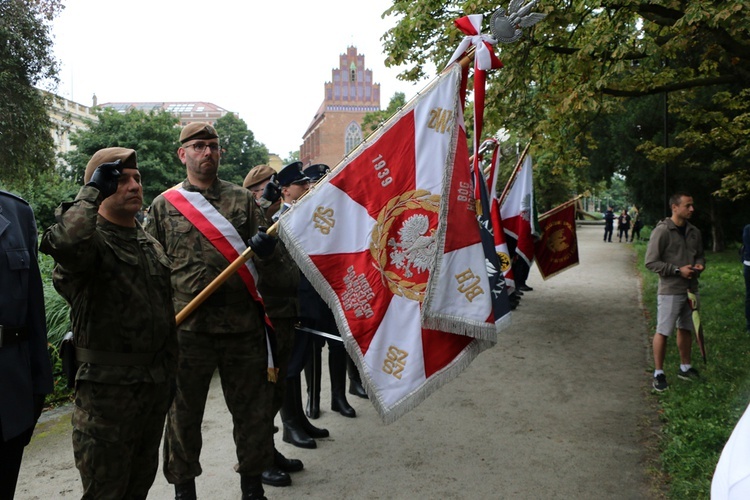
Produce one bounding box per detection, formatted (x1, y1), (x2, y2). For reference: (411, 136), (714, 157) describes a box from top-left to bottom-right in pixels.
(49, 0), (434, 158)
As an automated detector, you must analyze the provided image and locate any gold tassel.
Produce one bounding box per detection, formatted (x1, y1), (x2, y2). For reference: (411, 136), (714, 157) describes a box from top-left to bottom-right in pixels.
(267, 367), (279, 383)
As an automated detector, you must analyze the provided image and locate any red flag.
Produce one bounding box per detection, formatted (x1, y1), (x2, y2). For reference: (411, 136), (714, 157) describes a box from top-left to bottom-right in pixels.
(534, 201), (580, 279)
(277, 64), (501, 423)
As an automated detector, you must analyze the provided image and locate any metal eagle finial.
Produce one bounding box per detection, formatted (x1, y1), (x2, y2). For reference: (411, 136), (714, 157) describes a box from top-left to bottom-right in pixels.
(490, 0), (546, 44)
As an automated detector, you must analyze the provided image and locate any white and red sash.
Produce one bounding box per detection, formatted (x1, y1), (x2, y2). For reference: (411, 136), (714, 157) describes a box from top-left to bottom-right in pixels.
(163, 187), (277, 381)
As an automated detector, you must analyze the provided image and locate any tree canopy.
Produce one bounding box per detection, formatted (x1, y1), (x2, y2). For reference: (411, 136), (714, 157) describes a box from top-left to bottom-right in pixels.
(64, 108), (183, 206)
(213, 113), (269, 186)
(362, 91), (407, 135)
(381, 0), (750, 247)
(0, 0), (62, 179)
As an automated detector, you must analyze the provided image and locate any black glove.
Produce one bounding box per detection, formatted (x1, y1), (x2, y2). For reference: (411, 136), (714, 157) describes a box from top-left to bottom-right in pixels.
(262, 175), (281, 204)
(248, 227), (277, 259)
(86, 160), (122, 199)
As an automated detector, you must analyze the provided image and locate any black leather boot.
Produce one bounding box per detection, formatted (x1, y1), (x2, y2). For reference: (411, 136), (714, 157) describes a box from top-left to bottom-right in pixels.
(304, 341), (322, 419)
(297, 371), (329, 438)
(347, 353), (368, 399)
(280, 374), (316, 449)
(329, 346), (356, 418)
(174, 479), (197, 500)
(261, 467), (291, 487)
(241, 474), (267, 500)
(275, 448), (304, 473)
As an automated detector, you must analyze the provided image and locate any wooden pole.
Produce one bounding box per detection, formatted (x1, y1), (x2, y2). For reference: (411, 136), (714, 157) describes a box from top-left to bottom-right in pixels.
(538, 195), (583, 221)
(174, 220), (281, 326)
(497, 139), (532, 206)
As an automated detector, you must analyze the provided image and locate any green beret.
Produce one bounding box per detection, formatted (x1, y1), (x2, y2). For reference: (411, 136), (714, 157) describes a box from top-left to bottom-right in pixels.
(243, 165), (275, 189)
(84, 147), (137, 184)
(180, 122), (219, 143)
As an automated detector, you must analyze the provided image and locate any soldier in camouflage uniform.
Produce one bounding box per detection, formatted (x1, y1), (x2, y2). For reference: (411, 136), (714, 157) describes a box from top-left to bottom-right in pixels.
(146, 123), (281, 500)
(40, 147), (177, 499)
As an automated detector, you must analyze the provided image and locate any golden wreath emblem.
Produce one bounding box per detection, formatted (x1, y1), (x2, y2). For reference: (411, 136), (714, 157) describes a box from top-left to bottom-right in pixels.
(370, 189), (440, 303)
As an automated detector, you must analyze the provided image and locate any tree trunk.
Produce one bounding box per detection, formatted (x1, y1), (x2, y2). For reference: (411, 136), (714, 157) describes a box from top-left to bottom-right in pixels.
(709, 198), (725, 252)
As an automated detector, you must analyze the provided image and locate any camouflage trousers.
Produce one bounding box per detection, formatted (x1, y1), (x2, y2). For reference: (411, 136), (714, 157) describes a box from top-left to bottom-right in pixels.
(270, 317), (295, 415)
(72, 380), (171, 499)
(163, 329), (274, 484)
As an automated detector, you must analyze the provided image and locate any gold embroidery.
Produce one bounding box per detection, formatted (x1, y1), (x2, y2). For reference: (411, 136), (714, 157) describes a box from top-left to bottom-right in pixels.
(312, 206), (335, 235)
(382, 345), (408, 380)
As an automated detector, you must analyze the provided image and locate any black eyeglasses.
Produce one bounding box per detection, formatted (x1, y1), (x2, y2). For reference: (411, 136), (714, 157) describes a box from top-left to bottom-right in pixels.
(185, 142), (220, 153)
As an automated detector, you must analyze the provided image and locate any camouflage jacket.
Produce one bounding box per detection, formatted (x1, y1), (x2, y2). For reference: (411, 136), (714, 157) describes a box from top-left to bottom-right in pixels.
(146, 178), (286, 332)
(40, 186), (177, 385)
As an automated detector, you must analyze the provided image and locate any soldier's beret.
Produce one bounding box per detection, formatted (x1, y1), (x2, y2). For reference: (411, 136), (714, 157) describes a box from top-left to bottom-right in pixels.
(243, 165), (276, 189)
(277, 161), (310, 187)
(303, 164), (330, 183)
(84, 147), (138, 184)
(179, 122), (219, 143)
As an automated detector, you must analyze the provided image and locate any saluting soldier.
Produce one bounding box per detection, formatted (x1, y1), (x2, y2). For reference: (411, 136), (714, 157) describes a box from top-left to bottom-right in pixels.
(40, 147), (177, 499)
(0, 190), (53, 499)
(146, 123), (281, 500)
(243, 164), (282, 221)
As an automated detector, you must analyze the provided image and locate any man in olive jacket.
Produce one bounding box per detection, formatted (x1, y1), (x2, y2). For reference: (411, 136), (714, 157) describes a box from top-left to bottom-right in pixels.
(41, 147), (177, 499)
(645, 192), (705, 392)
(0, 190), (53, 499)
(146, 123), (282, 500)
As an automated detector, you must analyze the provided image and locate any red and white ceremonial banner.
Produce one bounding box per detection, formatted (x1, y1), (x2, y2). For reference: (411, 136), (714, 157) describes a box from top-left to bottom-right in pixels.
(486, 145), (516, 292)
(534, 201), (580, 280)
(500, 153), (539, 265)
(278, 64), (504, 423)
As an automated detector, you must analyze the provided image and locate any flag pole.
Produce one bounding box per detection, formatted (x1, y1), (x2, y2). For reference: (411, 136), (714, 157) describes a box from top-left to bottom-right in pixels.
(538, 195), (583, 221)
(497, 139), (532, 206)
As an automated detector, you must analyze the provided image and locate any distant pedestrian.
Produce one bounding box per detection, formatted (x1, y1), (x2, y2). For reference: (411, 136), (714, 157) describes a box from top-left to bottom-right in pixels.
(617, 209), (631, 242)
(630, 206), (643, 242)
(645, 192), (705, 392)
(603, 206), (614, 242)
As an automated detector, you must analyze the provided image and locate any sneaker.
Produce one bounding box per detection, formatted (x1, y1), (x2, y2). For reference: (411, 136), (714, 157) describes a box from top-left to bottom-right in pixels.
(678, 367), (700, 381)
(652, 374), (668, 392)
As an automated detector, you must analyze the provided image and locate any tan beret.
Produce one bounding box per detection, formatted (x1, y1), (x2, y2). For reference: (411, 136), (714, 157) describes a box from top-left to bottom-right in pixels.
(84, 147), (137, 184)
(179, 122), (218, 143)
(243, 165), (275, 189)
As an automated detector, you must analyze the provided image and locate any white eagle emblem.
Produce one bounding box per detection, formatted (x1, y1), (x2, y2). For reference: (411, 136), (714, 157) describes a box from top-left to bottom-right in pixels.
(388, 214), (436, 278)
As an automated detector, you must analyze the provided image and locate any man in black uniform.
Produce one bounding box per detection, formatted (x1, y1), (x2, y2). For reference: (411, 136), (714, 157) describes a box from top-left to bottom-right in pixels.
(0, 190), (53, 499)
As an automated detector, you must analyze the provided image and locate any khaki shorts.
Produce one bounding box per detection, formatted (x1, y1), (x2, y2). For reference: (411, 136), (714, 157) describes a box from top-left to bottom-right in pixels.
(656, 293), (696, 336)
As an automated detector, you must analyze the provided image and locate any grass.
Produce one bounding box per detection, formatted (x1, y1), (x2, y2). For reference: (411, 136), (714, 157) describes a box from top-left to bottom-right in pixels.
(634, 227), (750, 499)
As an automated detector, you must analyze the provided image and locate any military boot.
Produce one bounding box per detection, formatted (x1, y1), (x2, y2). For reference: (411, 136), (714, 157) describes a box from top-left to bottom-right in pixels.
(280, 374), (316, 449)
(347, 353), (368, 399)
(329, 346), (356, 418)
(241, 474), (266, 500)
(304, 342), (322, 418)
(174, 479), (196, 500)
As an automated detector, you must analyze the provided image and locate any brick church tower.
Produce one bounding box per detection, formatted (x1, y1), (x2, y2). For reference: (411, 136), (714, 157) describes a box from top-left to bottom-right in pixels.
(300, 46), (381, 167)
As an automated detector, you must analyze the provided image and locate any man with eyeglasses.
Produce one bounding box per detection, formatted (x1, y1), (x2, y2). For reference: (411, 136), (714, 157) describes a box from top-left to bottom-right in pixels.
(146, 123), (282, 500)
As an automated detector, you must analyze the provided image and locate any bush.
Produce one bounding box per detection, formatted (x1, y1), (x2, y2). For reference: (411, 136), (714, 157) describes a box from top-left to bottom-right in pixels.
(39, 251), (74, 404)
